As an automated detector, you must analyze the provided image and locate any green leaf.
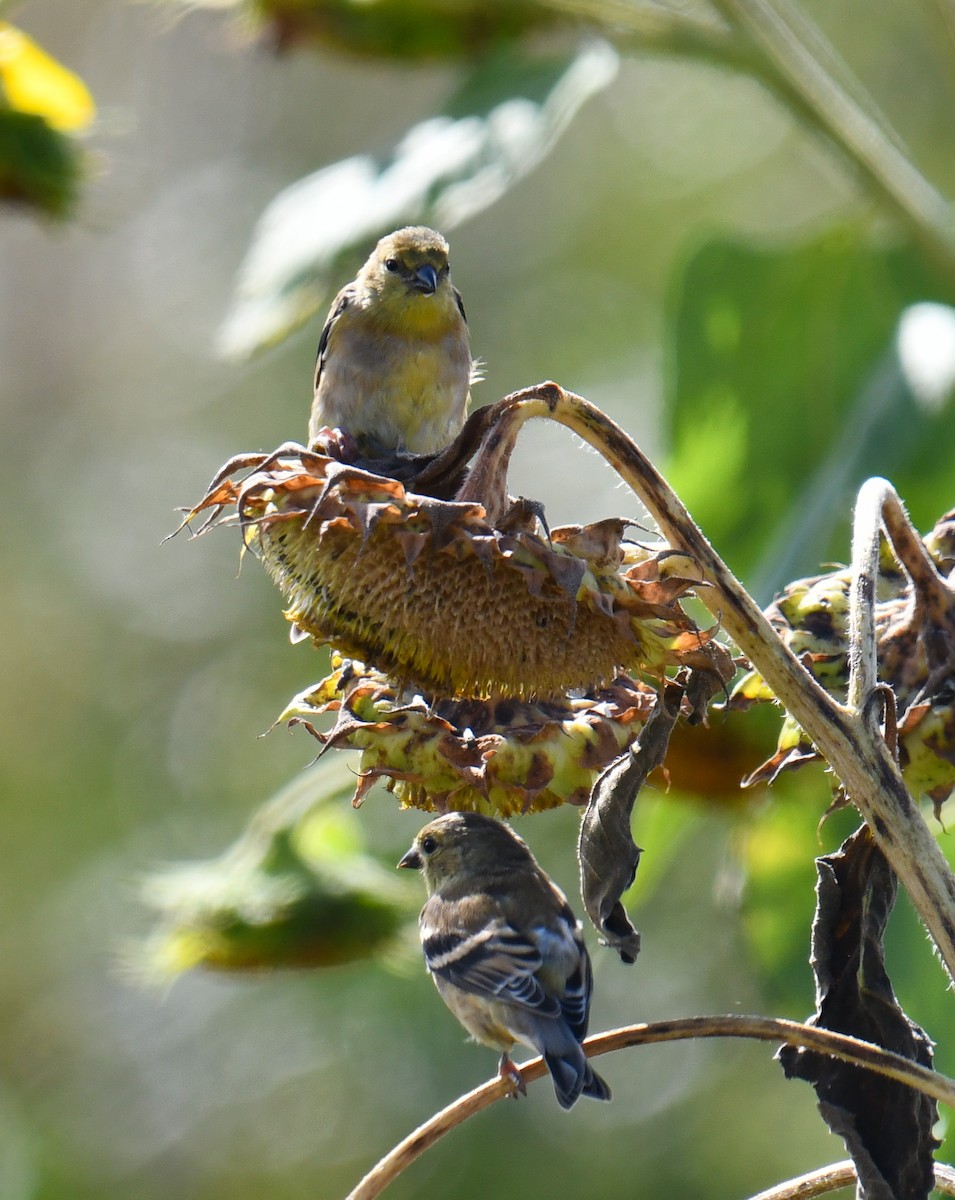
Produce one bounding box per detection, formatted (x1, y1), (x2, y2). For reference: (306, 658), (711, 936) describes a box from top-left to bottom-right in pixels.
(134, 759), (417, 979)
(0, 107), (82, 217)
(665, 228), (955, 600)
(160, 0), (560, 59)
(216, 41), (618, 359)
(274, 0), (555, 59)
(739, 775), (859, 1012)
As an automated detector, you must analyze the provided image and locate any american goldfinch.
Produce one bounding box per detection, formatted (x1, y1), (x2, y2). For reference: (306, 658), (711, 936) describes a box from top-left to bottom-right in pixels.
(308, 226), (475, 455)
(398, 811), (611, 1110)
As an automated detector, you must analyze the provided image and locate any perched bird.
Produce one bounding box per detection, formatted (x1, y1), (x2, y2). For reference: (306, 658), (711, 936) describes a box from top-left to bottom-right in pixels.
(308, 226), (476, 456)
(398, 811), (611, 1110)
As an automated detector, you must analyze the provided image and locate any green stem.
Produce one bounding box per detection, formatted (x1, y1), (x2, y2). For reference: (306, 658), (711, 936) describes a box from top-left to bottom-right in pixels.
(706, 0), (955, 273)
(540, 0), (752, 68)
(545, 0), (955, 277)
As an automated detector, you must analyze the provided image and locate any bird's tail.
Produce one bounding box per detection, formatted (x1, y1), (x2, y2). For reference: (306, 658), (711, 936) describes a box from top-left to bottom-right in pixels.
(581, 1061), (612, 1103)
(543, 1048), (612, 1110)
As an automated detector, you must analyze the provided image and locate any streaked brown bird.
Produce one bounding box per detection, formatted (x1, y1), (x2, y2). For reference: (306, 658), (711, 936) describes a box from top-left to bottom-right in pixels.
(308, 226), (476, 456)
(398, 811), (612, 1110)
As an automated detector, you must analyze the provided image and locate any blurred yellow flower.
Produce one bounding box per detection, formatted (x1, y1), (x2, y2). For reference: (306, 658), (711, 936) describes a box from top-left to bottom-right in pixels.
(0, 23), (95, 133)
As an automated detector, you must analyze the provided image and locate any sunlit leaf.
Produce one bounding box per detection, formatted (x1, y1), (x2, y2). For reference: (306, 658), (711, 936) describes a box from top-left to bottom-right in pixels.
(217, 41), (618, 358)
(738, 775), (858, 1011)
(0, 23), (94, 216)
(665, 228), (955, 600)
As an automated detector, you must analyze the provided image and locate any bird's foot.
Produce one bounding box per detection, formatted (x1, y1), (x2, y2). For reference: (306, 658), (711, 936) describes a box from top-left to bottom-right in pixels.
(498, 1053), (527, 1101)
(311, 426), (361, 463)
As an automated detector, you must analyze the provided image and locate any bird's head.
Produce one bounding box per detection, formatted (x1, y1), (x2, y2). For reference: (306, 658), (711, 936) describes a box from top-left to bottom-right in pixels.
(361, 227), (456, 325)
(397, 811), (531, 892)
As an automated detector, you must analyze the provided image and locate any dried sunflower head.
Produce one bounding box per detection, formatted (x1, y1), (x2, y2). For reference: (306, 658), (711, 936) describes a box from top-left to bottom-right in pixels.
(279, 653), (659, 817)
(185, 444), (732, 702)
(731, 510), (955, 812)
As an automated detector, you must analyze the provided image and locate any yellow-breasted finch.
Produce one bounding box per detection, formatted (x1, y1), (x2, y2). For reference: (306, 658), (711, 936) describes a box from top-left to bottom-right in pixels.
(308, 226), (476, 456)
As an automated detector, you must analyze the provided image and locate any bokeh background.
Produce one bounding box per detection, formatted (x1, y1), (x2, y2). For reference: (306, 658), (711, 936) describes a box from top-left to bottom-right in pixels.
(4, 1), (955, 1197)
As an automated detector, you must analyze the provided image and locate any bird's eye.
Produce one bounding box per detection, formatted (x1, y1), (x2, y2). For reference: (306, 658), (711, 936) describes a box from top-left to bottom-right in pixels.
(421, 834), (437, 854)
(384, 258), (400, 273)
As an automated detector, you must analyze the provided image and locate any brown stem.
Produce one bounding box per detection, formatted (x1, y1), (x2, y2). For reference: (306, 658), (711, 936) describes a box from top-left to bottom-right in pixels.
(852, 478), (955, 716)
(746, 1159), (955, 1199)
(877, 479), (955, 627)
(748, 1162), (856, 1200)
(469, 384), (955, 985)
(344, 1014), (955, 1200)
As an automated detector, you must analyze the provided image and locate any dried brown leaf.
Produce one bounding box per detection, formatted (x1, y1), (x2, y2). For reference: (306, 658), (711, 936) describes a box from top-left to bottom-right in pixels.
(577, 679), (684, 963)
(779, 825), (938, 1200)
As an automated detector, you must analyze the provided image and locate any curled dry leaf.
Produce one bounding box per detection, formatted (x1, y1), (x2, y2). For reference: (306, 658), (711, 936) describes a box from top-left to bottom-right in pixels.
(779, 825), (938, 1200)
(578, 679), (685, 964)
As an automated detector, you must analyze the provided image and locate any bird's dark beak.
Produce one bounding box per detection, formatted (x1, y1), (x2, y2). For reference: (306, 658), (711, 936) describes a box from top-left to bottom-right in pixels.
(397, 847), (422, 870)
(411, 264), (438, 295)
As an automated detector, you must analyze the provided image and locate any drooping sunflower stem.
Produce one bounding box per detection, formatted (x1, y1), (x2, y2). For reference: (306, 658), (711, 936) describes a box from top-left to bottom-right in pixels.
(876, 480), (955, 609)
(469, 383), (955, 985)
(872, 479), (955, 702)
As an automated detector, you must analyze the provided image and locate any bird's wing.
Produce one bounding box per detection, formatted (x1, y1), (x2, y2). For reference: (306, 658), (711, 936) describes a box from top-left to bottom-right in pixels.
(452, 286), (467, 326)
(528, 913), (593, 1040)
(421, 912), (560, 1017)
(452, 286), (484, 384)
(555, 935), (593, 1041)
(312, 285), (353, 395)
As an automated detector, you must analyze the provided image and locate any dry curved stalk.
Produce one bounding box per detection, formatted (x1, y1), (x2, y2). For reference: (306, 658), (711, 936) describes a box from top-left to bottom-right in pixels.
(847, 478), (885, 720)
(874, 479), (955, 708)
(344, 1015), (955, 1200)
(748, 1162), (857, 1200)
(850, 477), (955, 717)
(746, 1159), (955, 1199)
(471, 384), (955, 986)
(876, 484), (955, 615)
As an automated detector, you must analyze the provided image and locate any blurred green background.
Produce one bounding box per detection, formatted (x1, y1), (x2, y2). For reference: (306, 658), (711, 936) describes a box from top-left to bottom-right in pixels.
(4, 1), (955, 1197)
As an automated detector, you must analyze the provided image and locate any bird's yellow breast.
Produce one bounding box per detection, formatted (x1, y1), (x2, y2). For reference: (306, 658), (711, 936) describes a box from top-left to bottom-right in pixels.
(316, 303), (471, 454)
